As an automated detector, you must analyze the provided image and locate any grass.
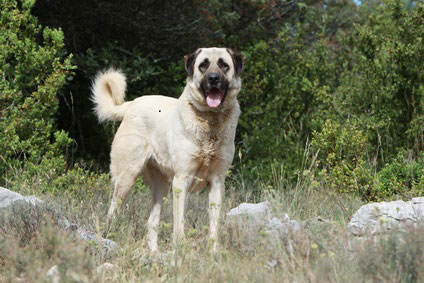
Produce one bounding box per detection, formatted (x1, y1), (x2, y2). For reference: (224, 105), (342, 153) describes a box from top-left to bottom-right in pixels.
(1, 164), (423, 282)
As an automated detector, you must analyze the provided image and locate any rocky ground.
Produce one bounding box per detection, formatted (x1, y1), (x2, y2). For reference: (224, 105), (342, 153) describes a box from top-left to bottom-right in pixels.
(1, 186), (423, 282)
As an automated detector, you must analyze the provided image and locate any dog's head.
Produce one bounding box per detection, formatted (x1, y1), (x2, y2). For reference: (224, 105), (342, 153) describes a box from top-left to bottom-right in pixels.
(184, 48), (245, 111)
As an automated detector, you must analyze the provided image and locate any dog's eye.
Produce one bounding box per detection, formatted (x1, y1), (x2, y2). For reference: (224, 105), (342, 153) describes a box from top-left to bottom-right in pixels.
(199, 60), (209, 73)
(218, 59), (229, 72)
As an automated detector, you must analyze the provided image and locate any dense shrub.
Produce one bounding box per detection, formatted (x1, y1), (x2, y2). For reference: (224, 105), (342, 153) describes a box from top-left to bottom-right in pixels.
(237, 2), (350, 181)
(376, 150), (424, 199)
(337, 0), (424, 162)
(319, 0), (424, 199)
(238, 0), (424, 200)
(311, 119), (375, 199)
(0, 0), (74, 177)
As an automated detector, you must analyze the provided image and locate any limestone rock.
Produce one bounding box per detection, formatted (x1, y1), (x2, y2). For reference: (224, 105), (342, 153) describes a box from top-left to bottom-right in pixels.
(46, 265), (60, 283)
(58, 217), (117, 259)
(348, 197), (424, 236)
(264, 215), (301, 254)
(226, 201), (271, 222)
(96, 262), (117, 275)
(0, 186), (43, 209)
(76, 228), (118, 260)
(265, 215), (301, 238)
(0, 187), (117, 259)
(226, 202), (300, 252)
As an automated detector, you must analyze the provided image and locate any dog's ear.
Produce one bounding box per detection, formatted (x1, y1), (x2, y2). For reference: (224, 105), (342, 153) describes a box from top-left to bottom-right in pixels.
(227, 48), (246, 77)
(184, 51), (198, 77)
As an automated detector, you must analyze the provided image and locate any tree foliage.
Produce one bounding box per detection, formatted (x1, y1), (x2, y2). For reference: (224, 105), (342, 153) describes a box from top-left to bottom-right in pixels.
(1, 0), (424, 200)
(0, 0), (74, 175)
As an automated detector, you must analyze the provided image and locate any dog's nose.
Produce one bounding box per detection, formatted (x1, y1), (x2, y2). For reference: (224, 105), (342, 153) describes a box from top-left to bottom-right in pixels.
(208, 73), (220, 85)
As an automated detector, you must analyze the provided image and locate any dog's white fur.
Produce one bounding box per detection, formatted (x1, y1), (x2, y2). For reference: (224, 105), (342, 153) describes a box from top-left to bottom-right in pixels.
(91, 47), (243, 252)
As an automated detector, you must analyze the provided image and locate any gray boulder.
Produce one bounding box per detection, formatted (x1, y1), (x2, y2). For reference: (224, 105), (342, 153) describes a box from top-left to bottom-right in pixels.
(226, 201), (271, 222)
(265, 215), (301, 238)
(96, 262), (117, 275)
(46, 265), (60, 283)
(226, 202), (300, 252)
(59, 218), (118, 260)
(0, 187), (117, 259)
(348, 197), (424, 236)
(0, 186), (43, 208)
(0, 187), (47, 238)
(76, 228), (118, 260)
(264, 215), (301, 254)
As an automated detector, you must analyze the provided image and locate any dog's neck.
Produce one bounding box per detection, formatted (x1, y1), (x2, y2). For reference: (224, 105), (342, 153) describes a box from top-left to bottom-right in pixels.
(187, 101), (234, 125)
(178, 85), (240, 137)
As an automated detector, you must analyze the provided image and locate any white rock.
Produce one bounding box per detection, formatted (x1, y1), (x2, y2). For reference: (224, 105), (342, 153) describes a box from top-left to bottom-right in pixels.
(264, 215), (301, 254)
(226, 202), (301, 253)
(267, 259), (278, 268)
(265, 215), (300, 236)
(76, 228), (118, 260)
(46, 265), (60, 283)
(411, 197), (424, 215)
(96, 262), (116, 275)
(0, 187), (117, 259)
(226, 201), (271, 220)
(348, 198), (424, 236)
(0, 187), (43, 209)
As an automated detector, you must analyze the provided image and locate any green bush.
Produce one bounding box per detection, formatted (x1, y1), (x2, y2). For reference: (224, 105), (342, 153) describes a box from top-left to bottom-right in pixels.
(237, 6), (346, 181)
(258, 0), (424, 200)
(376, 150), (424, 200)
(311, 119), (375, 200)
(306, 0), (424, 200)
(336, 0), (424, 162)
(0, 0), (75, 177)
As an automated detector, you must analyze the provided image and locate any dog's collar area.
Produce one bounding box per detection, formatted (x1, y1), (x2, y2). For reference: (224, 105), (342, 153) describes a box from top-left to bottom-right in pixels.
(188, 101), (233, 117)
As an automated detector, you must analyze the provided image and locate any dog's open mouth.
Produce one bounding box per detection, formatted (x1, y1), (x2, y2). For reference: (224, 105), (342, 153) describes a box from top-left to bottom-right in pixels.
(205, 87), (224, 108)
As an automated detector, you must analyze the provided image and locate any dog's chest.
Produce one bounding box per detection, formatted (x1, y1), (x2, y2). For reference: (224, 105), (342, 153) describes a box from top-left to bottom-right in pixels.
(181, 103), (237, 186)
(192, 110), (232, 165)
(196, 131), (223, 168)
(188, 133), (224, 192)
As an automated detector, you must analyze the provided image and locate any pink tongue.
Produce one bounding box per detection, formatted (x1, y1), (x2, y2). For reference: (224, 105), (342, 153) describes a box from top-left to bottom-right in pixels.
(206, 93), (223, 108)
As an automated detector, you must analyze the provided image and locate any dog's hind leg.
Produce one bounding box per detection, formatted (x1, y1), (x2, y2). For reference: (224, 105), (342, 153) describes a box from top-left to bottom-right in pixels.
(143, 164), (169, 252)
(107, 171), (140, 218)
(107, 139), (149, 218)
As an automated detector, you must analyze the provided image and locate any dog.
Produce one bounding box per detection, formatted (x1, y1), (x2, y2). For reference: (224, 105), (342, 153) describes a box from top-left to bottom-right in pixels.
(91, 47), (245, 252)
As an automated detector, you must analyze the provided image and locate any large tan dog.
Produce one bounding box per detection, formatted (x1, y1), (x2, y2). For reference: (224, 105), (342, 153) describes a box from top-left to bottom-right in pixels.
(91, 47), (245, 252)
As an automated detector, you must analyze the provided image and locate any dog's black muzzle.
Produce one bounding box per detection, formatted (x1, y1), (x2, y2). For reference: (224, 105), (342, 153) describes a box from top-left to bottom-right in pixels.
(199, 72), (230, 108)
(201, 73), (228, 94)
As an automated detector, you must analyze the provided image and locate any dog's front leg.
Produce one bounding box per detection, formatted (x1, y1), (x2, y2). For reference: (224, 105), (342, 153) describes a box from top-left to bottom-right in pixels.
(208, 177), (224, 252)
(172, 175), (191, 245)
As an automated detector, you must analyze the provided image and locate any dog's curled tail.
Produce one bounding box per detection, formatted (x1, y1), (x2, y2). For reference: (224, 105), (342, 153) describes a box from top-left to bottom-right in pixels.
(91, 69), (131, 122)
